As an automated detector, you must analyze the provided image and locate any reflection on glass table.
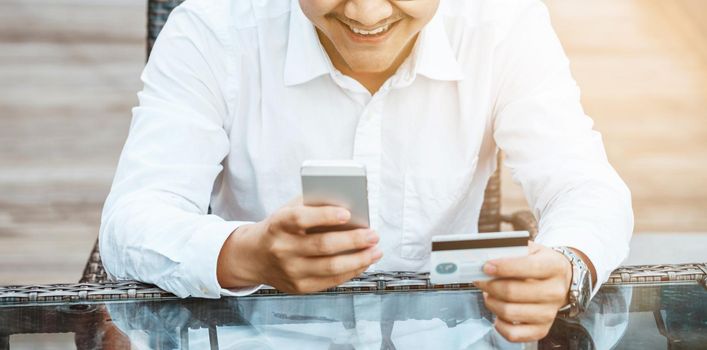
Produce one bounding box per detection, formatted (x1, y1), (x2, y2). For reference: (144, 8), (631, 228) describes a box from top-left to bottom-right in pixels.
(1, 280), (705, 349)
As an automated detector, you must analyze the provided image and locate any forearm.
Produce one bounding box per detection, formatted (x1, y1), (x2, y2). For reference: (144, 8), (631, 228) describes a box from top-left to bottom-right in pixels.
(217, 223), (264, 289)
(534, 174), (633, 292)
(100, 193), (247, 298)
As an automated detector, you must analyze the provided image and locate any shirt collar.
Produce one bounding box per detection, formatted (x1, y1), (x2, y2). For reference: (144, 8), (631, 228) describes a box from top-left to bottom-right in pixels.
(412, 10), (465, 82)
(283, 1), (330, 86)
(283, 2), (464, 87)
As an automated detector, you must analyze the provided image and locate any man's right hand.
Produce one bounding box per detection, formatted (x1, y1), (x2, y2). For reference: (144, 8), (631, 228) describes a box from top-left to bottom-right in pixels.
(217, 199), (382, 294)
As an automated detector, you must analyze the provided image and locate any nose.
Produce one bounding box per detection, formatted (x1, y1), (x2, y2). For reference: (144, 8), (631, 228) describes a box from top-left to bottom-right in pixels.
(343, 0), (394, 27)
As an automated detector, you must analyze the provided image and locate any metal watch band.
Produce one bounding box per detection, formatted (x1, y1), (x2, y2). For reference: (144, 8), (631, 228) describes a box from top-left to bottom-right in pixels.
(552, 246), (592, 318)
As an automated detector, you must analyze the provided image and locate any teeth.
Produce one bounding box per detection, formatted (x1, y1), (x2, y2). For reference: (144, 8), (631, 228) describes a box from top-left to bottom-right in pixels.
(349, 23), (390, 36)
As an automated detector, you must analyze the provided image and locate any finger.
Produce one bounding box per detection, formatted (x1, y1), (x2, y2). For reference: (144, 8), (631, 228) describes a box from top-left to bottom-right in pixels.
(304, 247), (382, 277)
(322, 265), (370, 288)
(274, 205), (351, 232)
(483, 294), (558, 325)
(483, 245), (565, 280)
(494, 318), (552, 343)
(528, 241), (543, 254)
(481, 278), (568, 304)
(299, 228), (379, 256)
(291, 266), (370, 294)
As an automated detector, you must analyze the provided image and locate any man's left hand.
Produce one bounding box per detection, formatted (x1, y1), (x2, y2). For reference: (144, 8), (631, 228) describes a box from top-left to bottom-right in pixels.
(474, 241), (572, 342)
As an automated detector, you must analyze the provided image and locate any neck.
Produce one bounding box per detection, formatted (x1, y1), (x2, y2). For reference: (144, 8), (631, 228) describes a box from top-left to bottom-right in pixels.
(318, 31), (418, 95)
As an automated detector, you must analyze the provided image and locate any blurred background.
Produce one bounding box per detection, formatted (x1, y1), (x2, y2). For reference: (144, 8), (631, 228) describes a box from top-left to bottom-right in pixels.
(0, 0), (705, 285)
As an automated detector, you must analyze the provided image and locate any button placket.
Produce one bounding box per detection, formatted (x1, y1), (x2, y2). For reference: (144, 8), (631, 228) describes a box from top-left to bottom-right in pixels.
(352, 99), (383, 232)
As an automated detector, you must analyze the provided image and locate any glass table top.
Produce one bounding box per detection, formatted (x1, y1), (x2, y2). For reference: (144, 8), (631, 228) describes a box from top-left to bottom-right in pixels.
(1, 282), (705, 349)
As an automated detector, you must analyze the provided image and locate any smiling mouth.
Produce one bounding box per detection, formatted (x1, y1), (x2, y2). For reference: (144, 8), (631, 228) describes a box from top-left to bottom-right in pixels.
(348, 22), (392, 36)
(337, 17), (402, 39)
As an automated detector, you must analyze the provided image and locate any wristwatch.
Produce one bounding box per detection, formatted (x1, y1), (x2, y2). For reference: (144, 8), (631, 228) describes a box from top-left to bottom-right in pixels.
(552, 246), (593, 318)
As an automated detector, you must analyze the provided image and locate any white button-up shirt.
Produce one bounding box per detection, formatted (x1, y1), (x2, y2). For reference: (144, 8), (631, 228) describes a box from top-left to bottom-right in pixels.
(100, 0), (633, 298)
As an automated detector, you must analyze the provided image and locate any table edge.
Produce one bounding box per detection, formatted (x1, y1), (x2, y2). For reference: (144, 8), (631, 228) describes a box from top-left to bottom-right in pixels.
(1, 263), (705, 306)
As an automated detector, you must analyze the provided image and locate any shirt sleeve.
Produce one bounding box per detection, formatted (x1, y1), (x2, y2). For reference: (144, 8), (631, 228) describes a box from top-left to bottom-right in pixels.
(491, 1), (634, 292)
(99, 5), (260, 298)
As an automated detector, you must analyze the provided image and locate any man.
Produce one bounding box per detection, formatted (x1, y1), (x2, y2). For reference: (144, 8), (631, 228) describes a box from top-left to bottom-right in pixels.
(100, 0), (633, 342)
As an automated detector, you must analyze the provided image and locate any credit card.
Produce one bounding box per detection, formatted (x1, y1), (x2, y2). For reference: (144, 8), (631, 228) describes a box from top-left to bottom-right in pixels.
(430, 231), (529, 285)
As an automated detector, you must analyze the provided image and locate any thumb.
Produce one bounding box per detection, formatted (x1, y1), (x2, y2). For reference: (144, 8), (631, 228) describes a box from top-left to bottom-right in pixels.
(528, 240), (543, 254)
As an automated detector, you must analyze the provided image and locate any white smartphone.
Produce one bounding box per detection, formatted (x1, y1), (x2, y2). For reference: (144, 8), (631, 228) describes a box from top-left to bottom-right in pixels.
(301, 160), (370, 233)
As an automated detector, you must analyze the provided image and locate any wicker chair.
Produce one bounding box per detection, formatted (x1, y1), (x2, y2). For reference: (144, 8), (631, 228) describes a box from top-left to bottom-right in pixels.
(80, 0), (538, 284)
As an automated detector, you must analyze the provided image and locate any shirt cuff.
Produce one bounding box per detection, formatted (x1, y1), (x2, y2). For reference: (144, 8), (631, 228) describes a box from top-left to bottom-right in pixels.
(164, 219), (257, 298)
(220, 285), (263, 297)
(535, 229), (611, 298)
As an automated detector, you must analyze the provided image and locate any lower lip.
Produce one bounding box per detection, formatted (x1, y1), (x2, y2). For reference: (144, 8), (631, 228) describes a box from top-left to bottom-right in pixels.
(341, 20), (398, 44)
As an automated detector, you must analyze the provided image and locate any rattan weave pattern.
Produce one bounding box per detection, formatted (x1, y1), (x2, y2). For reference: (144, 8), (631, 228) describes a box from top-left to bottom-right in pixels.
(0, 281), (175, 305)
(605, 263), (707, 285)
(478, 165), (502, 233)
(147, 0), (184, 56)
(8, 264), (707, 305)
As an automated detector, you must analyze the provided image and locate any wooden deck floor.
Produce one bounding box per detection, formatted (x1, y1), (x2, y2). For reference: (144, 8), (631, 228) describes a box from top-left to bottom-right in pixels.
(503, 0), (707, 232)
(1, 0), (706, 284)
